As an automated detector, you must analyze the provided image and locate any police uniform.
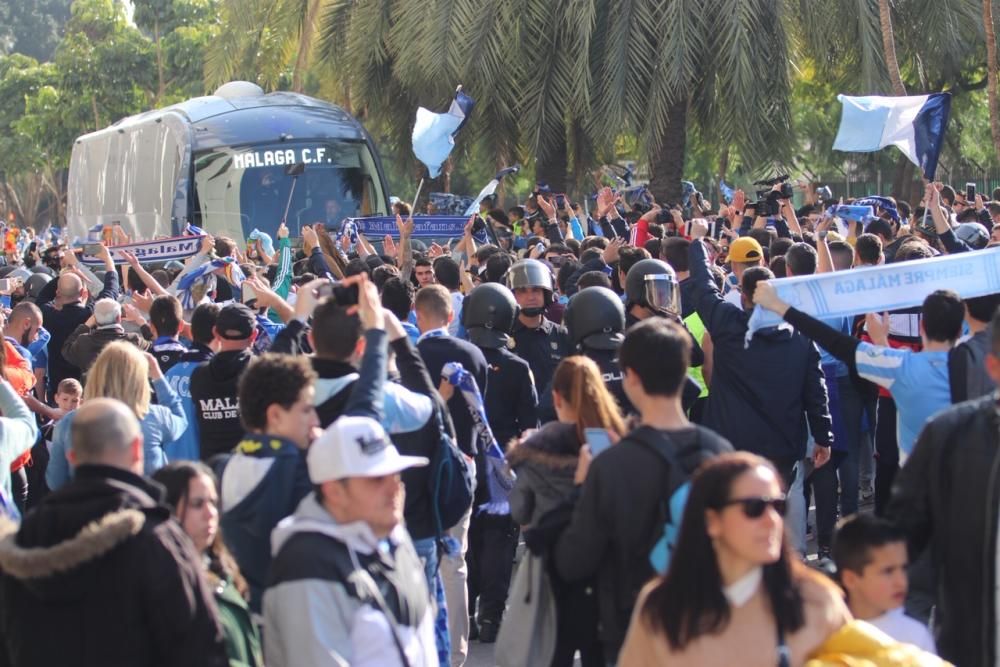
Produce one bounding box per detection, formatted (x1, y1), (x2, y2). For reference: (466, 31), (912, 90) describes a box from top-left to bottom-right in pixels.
(461, 282), (540, 640)
(511, 317), (571, 397)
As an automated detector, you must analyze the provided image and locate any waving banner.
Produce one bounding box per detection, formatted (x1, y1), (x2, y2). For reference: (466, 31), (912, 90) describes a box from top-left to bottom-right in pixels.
(747, 247), (1000, 344)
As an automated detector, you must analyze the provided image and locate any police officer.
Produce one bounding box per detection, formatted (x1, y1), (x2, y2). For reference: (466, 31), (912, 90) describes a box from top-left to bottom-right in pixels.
(461, 282), (538, 643)
(551, 285), (633, 418)
(507, 259), (571, 396)
(624, 258), (704, 410)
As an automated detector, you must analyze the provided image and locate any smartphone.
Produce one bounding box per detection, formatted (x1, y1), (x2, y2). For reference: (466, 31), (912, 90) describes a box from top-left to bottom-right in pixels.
(966, 182), (976, 202)
(712, 218), (725, 239)
(555, 194), (566, 209)
(0, 279), (11, 293)
(241, 283), (257, 305)
(584, 428), (613, 457)
(83, 243), (103, 256)
(0, 295), (10, 309)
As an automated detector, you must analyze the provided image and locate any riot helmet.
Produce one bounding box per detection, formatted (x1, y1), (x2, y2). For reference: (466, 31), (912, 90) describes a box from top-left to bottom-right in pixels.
(24, 272), (51, 302)
(564, 286), (625, 351)
(461, 282), (520, 349)
(625, 258), (681, 317)
(507, 259), (554, 317)
(955, 222), (990, 250)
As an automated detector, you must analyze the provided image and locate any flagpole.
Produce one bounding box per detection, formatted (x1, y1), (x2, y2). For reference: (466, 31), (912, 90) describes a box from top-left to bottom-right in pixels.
(410, 178), (425, 216)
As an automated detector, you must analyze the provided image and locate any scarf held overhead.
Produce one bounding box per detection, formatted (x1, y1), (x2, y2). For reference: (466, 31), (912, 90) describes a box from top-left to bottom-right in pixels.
(746, 246), (1000, 345)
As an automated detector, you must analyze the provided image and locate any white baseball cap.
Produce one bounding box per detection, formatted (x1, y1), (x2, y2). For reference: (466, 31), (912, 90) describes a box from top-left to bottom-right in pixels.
(308, 416), (429, 483)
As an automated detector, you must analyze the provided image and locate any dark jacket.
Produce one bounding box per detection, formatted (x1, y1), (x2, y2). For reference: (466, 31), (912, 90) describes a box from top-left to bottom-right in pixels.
(688, 240), (833, 462)
(389, 336), (456, 541)
(481, 346), (538, 451)
(62, 323), (151, 374)
(218, 329), (389, 613)
(309, 336), (456, 540)
(508, 422), (580, 528)
(190, 348), (254, 460)
(418, 333), (488, 456)
(0, 465), (227, 667)
(39, 270), (120, 392)
(511, 316), (571, 396)
(887, 394), (1000, 667)
(552, 424), (733, 658)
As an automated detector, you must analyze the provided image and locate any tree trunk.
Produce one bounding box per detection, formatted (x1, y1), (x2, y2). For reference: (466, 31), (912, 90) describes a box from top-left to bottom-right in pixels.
(648, 99), (688, 205)
(985, 0), (1000, 159)
(155, 19), (165, 103)
(291, 0), (323, 93)
(535, 128), (568, 193)
(878, 0), (907, 95)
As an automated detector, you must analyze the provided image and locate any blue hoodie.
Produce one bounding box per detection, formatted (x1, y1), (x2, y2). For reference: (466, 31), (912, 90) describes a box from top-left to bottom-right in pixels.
(164, 343), (214, 461)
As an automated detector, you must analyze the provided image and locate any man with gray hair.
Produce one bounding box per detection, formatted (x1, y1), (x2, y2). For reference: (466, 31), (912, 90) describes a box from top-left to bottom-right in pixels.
(62, 297), (150, 374)
(0, 398), (227, 666)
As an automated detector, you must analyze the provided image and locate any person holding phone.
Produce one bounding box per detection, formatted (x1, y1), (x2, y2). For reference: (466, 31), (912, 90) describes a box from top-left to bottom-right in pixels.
(507, 355), (627, 667)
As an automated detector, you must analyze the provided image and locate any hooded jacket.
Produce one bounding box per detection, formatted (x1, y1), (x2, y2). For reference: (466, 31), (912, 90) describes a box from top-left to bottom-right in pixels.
(508, 422), (580, 528)
(263, 493), (436, 667)
(553, 424), (733, 658)
(688, 240), (833, 462)
(219, 329), (390, 614)
(163, 343), (215, 461)
(190, 348), (254, 460)
(0, 464), (227, 667)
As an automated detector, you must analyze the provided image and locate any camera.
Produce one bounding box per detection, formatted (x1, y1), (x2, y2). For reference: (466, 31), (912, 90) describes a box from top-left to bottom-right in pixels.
(315, 280), (359, 306)
(754, 174), (794, 200)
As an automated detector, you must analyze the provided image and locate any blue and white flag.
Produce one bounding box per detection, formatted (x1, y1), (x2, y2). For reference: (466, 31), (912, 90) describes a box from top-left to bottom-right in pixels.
(463, 166), (520, 216)
(412, 89), (475, 178)
(747, 246), (1000, 345)
(833, 93), (951, 179)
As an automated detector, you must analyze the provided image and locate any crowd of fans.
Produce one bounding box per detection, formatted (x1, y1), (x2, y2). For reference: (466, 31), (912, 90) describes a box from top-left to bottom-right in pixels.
(0, 176), (994, 666)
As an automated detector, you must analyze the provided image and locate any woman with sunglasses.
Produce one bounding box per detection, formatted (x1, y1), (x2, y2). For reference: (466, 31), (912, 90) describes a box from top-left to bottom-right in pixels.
(619, 452), (848, 666)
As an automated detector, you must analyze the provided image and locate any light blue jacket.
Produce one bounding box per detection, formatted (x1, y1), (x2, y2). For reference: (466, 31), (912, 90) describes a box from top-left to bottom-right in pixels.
(0, 380), (38, 511)
(46, 378), (187, 490)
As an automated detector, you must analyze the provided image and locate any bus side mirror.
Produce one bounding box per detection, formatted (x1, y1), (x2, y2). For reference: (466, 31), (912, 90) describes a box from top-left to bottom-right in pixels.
(286, 162), (305, 177)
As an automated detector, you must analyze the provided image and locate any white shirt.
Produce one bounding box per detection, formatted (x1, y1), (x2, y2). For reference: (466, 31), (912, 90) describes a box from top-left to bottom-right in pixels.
(867, 608), (937, 655)
(448, 291), (464, 336)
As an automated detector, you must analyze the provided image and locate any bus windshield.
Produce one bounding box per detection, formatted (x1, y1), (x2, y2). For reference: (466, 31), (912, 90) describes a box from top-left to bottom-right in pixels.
(192, 139), (387, 244)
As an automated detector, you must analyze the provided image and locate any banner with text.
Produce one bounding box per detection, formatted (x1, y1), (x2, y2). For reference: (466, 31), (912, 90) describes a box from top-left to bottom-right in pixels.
(747, 247), (1000, 342)
(347, 215), (470, 239)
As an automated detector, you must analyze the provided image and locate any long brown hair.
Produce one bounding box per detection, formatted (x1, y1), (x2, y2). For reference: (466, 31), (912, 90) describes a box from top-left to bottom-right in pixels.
(152, 461), (249, 600)
(551, 355), (626, 444)
(641, 452), (806, 649)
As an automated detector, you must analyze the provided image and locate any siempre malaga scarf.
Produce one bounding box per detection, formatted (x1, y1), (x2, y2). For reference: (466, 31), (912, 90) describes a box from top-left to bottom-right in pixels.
(747, 246), (1000, 345)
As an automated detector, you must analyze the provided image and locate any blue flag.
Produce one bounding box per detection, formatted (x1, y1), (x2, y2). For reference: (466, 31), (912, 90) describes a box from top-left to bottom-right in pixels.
(833, 93), (951, 180)
(412, 89), (475, 178)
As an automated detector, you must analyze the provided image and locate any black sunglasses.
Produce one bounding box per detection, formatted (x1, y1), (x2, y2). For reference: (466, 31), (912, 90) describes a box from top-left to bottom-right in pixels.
(719, 496), (787, 519)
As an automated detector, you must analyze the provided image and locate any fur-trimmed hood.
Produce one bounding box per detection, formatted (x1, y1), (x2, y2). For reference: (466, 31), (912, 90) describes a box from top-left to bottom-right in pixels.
(507, 421), (581, 472)
(0, 509), (144, 580)
(0, 464), (168, 602)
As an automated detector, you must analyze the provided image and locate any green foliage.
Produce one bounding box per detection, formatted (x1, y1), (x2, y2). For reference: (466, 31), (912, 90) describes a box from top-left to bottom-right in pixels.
(0, 0), (72, 62)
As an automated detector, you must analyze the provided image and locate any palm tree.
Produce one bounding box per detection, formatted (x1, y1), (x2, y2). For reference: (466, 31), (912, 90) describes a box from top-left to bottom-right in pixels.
(985, 0), (1000, 159)
(878, 0), (907, 95)
(205, 0), (322, 92)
